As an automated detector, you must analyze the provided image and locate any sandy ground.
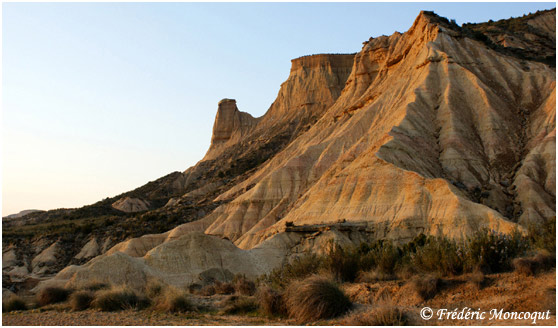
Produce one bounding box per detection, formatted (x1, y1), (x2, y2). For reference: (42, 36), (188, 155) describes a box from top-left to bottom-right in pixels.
(3, 270), (555, 326)
(2, 310), (292, 326)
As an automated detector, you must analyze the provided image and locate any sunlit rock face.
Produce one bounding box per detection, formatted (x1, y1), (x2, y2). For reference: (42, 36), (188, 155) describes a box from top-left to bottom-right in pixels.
(40, 10), (555, 289)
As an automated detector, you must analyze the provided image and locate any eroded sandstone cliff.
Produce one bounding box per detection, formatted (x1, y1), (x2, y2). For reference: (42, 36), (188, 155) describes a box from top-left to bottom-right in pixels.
(6, 9), (555, 292)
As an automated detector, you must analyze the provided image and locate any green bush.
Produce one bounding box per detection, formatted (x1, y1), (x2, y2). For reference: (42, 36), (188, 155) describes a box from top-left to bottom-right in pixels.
(529, 217), (556, 253)
(367, 240), (401, 275)
(465, 229), (529, 273)
(412, 237), (464, 276)
(322, 243), (360, 282)
(284, 275), (352, 323)
(260, 229), (537, 290)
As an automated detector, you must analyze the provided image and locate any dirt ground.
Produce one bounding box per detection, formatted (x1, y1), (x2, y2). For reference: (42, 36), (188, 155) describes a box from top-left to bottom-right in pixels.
(2, 310), (293, 326)
(3, 270), (555, 326)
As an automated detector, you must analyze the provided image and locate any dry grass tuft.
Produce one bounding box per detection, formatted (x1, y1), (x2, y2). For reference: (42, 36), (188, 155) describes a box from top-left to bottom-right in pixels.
(468, 269), (486, 289)
(411, 275), (441, 300)
(92, 287), (150, 311)
(69, 290), (94, 311)
(513, 251), (556, 276)
(187, 283), (202, 294)
(256, 285), (287, 317)
(145, 280), (166, 299)
(533, 251), (555, 271)
(344, 304), (407, 326)
(218, 295), (259, 315)
(214, 281), (235, 295)
(2, 296), (27, 312)
(81, 281), (110, 292)
(356, 269), (396, 283)
(37, 287), (72, 306)
(197, 284), (217, 296)
(234, 275), (256, 296)
(284, 275), (352, 322)
(154, 289), (194, 313)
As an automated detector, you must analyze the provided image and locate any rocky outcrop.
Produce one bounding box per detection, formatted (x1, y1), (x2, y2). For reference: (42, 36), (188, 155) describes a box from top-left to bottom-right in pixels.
(111, 197), (150, 213)
(30, 10), (556, 290)
(74, 238), (100, 260)
(202, 54), (354, 162)
(186, 11), (554, 249)
(39, 232), (285, 290)
(31, 241), (60, 275)
(463, 9), (556, 64)
(204, 99), (259, 160)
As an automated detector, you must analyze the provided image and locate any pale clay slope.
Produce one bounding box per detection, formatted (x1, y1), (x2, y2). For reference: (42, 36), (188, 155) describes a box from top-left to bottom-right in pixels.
(74, 238), (100, 260)
(41, 11), (555, 290)
(111, 197), (150, 213)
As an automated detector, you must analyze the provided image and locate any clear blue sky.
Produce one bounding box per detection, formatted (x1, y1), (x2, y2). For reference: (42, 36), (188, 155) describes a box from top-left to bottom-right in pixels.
(2, 2), (555, 216)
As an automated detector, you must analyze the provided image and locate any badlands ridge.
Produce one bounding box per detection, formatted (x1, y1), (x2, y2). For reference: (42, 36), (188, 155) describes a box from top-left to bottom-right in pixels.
(3, 10), (556, 291)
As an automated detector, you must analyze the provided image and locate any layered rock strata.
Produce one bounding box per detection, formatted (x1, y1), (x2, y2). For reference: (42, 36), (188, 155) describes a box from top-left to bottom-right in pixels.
(35, 10), (556, 290)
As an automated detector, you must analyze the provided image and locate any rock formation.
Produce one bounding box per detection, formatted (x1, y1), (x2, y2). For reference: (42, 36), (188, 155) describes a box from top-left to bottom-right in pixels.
(6, 9), (556, 291)
(204, 99), (259, 160)
(111, 197), (151, 213)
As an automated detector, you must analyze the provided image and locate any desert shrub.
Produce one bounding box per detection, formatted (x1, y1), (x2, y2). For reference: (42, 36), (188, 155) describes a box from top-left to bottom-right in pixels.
(465, 229), (529, 273)
(145, 281), (166, 299)
(155, 290), (194, 313)
(395, 261), (417, 280)
(2, 296), (27, 312)
(367, 240), (401, 275)
(197, 284), (216, 296)
(513, 251), (556, 276)
(233, 275), (256, 296)
(529, 217), (556, 253)
(411, 275), (441, 300)
(70, 291), (94, 311)
(187, 283), (202, 294)
(82, 282), (109, 292)
(214, 281), (235, 295)
(284, 275), (352, 322)
(412, 237), (464, 276)
(356, 269), (396, 283)
(265, 254), (323, 289)
(513, 257), (537, 276)
(219, 295), (259, 315)
(533, 251), (555, 271)
(37, 287), (72, 306)
(345, 305), (407, 326)
(370, 306), (407, 325)
(256, 285), (287, 317)
(467, 269), (486, 289)
(92, 288), (150, 311)
(322, 243), (360, 282)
